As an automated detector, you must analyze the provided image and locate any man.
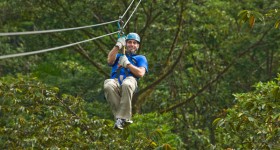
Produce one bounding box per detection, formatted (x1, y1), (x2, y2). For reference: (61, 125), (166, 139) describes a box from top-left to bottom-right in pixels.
(104, 33), (148, 130)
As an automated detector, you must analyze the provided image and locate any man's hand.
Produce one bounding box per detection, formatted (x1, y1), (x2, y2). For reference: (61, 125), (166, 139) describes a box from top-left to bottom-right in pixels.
(118, 55), (130, 68)
(115, 36), (126, 49)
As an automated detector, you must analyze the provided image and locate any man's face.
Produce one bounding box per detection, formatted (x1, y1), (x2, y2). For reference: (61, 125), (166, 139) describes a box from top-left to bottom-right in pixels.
(126, 39), (139, 53)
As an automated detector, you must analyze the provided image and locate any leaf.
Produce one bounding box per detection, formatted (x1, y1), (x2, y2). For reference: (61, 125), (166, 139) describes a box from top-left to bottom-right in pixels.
(238, 112), (244, 117)
(252, 11), (265, 22)
(51, 87), (60, 93)
(212, 118), (222, 126)
(272, 113), (280, 120)
(248, 117), (255, 122)
(266, 135), (273, 141)
(15, 88), (22, 93)
(152, 128), (164, 138)
(275, 20), (280, 28)
(249, 16), (255, 28)
(238, 10), (264, 28)
(238, 10), (250, 25)
(162, 144), (172, 150)
(238, 10), (249, 17)
(212, 118), (223, 127)
(149, 141), (157, 148)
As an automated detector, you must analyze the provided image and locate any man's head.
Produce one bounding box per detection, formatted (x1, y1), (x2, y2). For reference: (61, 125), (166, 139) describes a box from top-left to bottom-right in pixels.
(125, 33), (140, 54)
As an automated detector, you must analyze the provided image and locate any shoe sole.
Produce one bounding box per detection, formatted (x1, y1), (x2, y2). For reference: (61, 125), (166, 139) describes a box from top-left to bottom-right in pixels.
(114, 125), (124, 130)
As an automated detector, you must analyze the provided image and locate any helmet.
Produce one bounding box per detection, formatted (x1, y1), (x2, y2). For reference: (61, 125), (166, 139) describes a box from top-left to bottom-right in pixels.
(126, 33), (140, 43)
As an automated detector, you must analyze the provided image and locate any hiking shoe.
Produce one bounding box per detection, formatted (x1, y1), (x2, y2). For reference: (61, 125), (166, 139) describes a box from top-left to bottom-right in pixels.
(123, 119), (133, 124)
(114, 118), (125, 130)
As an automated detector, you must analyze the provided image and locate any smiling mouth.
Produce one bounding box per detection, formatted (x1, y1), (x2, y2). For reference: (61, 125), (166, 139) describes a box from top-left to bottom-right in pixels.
(126, 48), (136, 54)
(126, 47), (134, 51)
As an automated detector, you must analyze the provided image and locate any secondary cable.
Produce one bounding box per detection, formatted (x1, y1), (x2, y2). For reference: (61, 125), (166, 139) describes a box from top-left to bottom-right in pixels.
(0, 0), (139, 59)
(0, 0), (136, 36)
(0, 31), (119, 60)
(121, 0), (135, 19)
(0, 20), (119, 36)
(123, 0), (142, 28)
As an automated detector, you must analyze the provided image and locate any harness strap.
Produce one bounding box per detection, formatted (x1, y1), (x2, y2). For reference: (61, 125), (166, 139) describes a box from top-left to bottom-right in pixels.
(116, 66), (130, 85)
(117, 16), (124, 38)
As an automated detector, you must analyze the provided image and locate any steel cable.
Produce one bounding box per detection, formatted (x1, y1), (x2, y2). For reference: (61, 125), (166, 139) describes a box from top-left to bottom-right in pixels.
(0, 31), (119, 60)
(123, 0), (142, 28)
(121, 0), (135, 19)
(0, 0), (140, 59)
(0, 20), (119, 36)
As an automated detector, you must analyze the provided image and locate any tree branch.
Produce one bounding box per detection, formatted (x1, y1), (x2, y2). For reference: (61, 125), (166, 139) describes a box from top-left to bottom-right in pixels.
(54, 0), (111, 57)
(75, 45), (110, 78)
(50, 34), (109, 78)
(159, 27), (272, 113)
(164, 3), (184, 66)
(133, 43), (187, 110)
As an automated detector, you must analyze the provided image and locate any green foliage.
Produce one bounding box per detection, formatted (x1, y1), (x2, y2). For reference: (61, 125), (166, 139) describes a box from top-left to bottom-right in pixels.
(0, 74), (94, 149)
(0, 75), (182, 149)
(129, 113), (185, 149)
(238, 8), (280, 28)
(213, 74), (280, 149)
(1, 0), (280, 149)
(238, 10), (264, 28)
(33, 59), (104, 102)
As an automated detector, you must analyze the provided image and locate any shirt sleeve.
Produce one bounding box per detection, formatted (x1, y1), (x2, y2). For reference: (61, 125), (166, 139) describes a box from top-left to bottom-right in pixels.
(136, 55), (148, 73)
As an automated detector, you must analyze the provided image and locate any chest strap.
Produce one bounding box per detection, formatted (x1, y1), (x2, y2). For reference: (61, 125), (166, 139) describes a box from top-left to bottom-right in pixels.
(115, 55), (137, 85)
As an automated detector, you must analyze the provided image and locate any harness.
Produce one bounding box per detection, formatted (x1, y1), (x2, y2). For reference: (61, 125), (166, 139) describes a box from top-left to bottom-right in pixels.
(116, 55), (137, 85)
(115, 16), (137, 85)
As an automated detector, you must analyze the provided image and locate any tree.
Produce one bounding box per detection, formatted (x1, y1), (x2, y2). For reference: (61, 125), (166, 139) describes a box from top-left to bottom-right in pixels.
(213, 74), (280, 149)
(0, 74), (183, 149)
(1, 0), (280, 149)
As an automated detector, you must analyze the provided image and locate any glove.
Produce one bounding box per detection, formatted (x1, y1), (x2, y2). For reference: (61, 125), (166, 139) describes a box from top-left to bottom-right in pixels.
(115, 36), (126, 49)
(118, 55), (130, 68)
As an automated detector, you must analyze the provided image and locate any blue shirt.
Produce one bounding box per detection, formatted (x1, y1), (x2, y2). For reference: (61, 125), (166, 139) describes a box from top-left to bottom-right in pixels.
(110, 53), (148, 80)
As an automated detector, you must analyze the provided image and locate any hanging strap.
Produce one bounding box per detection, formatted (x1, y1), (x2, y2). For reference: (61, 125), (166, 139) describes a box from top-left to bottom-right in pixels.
(116, 15), (130, 85)
(117, 16), (124, 38)
(116, 66), (129, 85)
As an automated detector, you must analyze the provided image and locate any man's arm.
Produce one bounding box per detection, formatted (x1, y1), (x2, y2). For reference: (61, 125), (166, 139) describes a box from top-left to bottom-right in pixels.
(108, 36), (126, 65)
(118, 55), (148, 78)
(126, 65), (146, 78)
(107, 46), (119, 65)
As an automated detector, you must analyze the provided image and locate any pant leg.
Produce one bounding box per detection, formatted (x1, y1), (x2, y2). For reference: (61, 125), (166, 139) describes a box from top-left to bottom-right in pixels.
(104, 79), (121, 119)
(116, 76), (138, 120)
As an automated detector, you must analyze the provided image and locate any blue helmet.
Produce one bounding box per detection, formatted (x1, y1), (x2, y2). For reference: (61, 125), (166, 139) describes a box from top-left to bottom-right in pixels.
(126, 33), (140, 43)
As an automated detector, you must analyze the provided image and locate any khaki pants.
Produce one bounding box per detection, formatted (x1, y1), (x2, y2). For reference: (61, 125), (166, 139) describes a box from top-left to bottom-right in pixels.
(104, 76), (137, 120)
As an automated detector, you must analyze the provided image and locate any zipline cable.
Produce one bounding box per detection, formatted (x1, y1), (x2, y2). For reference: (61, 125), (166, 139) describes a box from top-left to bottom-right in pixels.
(121, 0), (135, 19)
(123, 0), (142, 28)
(0, 20), (119, 36)
(0, 0), (140, 59)
(0, 0), (136, 36)
(117, 0), (135, 37)
(0, 31), (119, 60)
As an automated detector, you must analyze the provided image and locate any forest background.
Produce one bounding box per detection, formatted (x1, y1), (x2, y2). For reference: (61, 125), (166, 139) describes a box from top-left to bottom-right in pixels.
(0, 0), (279, 149)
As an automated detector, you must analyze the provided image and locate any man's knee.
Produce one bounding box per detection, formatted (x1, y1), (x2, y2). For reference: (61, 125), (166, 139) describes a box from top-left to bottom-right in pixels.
(104, 79), (115, 91)
(122, 79), (137, 91)
(121, 83), (133, 92)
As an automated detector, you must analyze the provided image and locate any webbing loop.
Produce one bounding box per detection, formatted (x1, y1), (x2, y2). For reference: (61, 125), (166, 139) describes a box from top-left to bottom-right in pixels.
(117, 16), (125, 38)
